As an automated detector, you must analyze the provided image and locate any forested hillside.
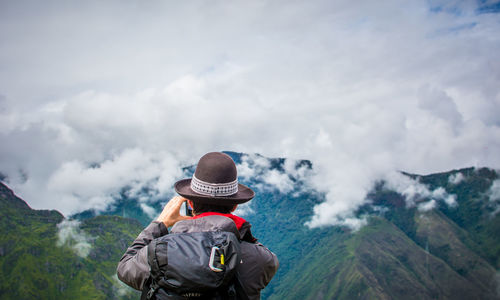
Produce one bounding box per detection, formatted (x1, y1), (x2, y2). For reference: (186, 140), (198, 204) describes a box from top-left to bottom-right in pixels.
(0, 183), (142, 299)
(1, 153), (499, 299)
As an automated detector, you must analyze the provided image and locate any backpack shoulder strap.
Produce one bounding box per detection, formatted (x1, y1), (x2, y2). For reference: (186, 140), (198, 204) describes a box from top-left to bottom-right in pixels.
(142, 239), (164, 300)
(147, 239), (164, 278)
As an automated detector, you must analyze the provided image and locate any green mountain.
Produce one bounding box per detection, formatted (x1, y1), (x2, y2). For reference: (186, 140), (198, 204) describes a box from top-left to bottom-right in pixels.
(0, 183), (143, 299)
(265, 167), (499, 300)
(1, 154), (499, 299)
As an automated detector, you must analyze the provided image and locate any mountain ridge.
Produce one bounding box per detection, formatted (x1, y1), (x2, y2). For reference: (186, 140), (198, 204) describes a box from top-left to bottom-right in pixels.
(1, 156), (499, 299)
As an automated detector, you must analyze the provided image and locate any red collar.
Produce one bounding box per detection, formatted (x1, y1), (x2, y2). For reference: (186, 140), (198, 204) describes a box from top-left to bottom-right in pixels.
(191, 212), (247, 230)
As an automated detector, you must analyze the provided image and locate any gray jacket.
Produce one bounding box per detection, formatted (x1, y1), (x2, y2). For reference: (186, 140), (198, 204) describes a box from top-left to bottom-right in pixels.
(117, 215), (279, 299)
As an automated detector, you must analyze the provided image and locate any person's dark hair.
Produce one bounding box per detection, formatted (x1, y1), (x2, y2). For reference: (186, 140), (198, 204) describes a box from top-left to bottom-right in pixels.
(191, 201), (235, 215)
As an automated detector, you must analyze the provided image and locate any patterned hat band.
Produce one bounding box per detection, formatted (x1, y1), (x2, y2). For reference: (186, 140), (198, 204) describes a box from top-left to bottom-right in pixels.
(191, 174), (239, 197)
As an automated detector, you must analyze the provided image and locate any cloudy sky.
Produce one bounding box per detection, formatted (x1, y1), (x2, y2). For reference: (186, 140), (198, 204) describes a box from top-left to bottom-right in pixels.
(1, 0), (499, 226)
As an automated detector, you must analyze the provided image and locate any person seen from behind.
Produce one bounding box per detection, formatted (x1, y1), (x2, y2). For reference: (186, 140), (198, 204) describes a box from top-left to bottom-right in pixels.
(117, 152), (279, 299)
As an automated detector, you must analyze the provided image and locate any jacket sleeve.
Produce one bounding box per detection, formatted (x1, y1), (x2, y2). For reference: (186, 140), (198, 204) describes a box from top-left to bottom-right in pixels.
(238, 241), (279, 299)
(116, 221), (169, 291)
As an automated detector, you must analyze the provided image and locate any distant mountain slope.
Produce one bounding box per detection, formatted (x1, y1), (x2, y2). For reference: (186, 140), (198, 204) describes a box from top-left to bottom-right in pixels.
(270, 215), (497, 300)
(267, 167), (499, 300)
(1, 154), (499, 300)
(0, 183), (143, 299)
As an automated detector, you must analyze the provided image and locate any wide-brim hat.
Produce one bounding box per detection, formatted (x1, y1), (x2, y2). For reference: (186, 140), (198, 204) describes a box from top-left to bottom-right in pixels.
(174, 152), (254, 205)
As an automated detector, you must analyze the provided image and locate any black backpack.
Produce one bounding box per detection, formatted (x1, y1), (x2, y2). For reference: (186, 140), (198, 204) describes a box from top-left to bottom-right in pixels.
(142, 230), (247, 300)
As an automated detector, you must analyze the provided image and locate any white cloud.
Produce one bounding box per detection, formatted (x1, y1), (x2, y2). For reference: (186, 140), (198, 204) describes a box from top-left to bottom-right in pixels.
(113, 274), (136, 297)
(489, 179), (500, 201)
(237, 154), (271, 180)
(417, 85), (464, 129)
(383, 172), (431, 207)
(140, 203), (158, 220)
(448, 172), (465, 184)
(46, 148), (181, 215)
(0, 0), (499, 227)
(283, 158), (314, 183)
(418, 200), (437, 212)
(56, 219), (94, 258)
(262, 170), (294, 194)
(234, 201), (255, 217)
(444, 194), (458, 207)
(383, 172), (457, 209)
(237, 154), (312, 194)
(432, 187), (457, 207)
(488, 179), (500, 215)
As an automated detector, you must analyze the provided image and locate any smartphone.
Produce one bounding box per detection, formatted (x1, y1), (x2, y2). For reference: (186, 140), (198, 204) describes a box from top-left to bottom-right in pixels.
(185, 202), (193, 217)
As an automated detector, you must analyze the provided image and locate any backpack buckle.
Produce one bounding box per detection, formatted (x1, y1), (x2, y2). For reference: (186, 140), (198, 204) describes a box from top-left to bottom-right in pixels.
(209, 246), (224, 272)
